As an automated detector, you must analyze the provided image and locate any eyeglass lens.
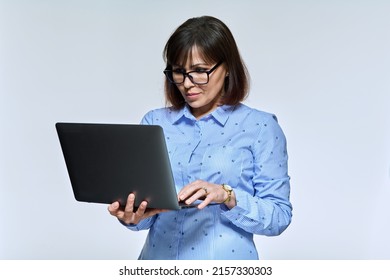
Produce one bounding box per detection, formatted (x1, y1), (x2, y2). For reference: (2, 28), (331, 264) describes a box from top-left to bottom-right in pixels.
(171, 71), (208, 84)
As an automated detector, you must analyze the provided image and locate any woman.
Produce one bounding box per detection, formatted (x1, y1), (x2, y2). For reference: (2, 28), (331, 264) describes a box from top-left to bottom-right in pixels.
(108, 15), (292, 260)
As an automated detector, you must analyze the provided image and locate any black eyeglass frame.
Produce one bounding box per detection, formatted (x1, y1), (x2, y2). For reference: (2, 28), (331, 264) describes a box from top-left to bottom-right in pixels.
(163, 61), (223, 85)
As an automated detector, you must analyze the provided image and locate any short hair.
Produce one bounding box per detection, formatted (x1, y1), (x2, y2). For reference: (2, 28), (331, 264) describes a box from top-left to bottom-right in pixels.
(163, 16), (250, 109)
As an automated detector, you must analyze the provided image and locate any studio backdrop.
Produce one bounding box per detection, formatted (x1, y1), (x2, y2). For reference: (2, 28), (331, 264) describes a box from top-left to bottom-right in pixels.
(1, 0), (389, 259)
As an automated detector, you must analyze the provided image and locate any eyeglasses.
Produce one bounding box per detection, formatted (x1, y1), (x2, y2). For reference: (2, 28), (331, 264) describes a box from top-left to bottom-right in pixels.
(163, 61), (223, 85)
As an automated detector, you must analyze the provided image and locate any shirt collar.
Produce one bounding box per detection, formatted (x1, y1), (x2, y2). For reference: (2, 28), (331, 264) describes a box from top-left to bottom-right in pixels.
(171, 104), (235, 127)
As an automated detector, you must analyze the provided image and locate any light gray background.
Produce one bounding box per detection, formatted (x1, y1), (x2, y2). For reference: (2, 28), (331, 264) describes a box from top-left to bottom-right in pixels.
(1, 0), (389, 260)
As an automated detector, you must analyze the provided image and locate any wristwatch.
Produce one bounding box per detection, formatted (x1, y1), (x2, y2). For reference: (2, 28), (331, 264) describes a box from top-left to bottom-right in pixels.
(221, 184), (233, 203)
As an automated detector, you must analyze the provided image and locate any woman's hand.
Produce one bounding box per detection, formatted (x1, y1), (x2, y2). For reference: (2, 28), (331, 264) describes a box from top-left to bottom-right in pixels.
(108, 193), (167, 225)
(177, 180), (236, 209)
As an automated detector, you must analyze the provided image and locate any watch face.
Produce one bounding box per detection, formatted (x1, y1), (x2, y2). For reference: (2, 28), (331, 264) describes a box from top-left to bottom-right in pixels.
(223, 184), (232, 191)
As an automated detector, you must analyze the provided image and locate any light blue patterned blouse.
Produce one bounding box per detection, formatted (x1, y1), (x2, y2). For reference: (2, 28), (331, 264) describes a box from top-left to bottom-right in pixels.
(124, 103), (292, 260)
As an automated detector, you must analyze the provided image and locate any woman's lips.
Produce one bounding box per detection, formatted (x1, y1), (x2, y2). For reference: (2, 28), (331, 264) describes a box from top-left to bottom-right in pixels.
(185, 92), (201, 99)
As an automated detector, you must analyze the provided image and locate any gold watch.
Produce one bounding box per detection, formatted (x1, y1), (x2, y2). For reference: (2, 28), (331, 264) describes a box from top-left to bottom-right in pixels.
(221, 184), (233, 203)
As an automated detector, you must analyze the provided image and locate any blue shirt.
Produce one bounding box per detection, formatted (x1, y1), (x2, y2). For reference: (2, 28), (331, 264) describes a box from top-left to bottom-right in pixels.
(124, 103), (292, 260)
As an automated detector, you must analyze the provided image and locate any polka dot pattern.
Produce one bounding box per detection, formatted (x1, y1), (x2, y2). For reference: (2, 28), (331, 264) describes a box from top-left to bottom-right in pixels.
(126, 104), (292, 260)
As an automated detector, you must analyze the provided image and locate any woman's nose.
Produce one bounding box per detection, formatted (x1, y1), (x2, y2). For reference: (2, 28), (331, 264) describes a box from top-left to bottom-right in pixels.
(183, 75), (195, 88)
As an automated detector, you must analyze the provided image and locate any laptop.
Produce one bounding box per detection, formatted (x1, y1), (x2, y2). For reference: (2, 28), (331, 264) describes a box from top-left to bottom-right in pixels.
(56, 122), (189, 210)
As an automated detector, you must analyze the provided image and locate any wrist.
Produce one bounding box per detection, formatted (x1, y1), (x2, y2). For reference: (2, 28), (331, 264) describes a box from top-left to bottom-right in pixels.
(221, 184), (233, 203)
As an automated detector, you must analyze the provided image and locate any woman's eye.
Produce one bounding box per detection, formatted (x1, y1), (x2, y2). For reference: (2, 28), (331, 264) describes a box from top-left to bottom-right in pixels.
(195, 68), (207, 73)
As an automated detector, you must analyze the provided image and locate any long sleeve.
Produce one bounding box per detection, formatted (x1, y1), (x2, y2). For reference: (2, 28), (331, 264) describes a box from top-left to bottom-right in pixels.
(222, 114), (292, 236)
(122, 215), (157, 231)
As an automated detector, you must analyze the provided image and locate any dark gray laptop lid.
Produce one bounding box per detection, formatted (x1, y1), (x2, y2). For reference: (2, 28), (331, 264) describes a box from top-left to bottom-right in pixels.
(56, 122), (181, 210)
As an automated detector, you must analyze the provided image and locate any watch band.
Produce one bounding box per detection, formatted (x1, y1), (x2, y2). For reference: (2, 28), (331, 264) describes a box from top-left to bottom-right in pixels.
(221, 184), (232, 203)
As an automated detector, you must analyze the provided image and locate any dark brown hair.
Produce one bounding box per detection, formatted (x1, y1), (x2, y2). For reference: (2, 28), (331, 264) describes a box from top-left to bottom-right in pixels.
(163, 16), (250, 109)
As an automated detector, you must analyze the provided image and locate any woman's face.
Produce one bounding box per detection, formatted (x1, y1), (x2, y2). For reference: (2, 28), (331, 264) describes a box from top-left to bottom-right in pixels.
(173, 47), (228, 119)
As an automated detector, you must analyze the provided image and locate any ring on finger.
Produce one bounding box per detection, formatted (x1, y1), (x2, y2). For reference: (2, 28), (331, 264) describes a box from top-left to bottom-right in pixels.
(202, 187), (208, 194)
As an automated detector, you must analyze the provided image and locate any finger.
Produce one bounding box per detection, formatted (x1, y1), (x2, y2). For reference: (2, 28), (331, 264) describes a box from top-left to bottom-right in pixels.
(183, 187), (209, 205)
(131, 202), (162, 224)
(178, 186), (194, 201)
(134, 201), (148, 217)
(124, 193), (136, 213)
(197, 195), (214, 210)
(108, 201), (120, 215)
(178, 180), (205, 201)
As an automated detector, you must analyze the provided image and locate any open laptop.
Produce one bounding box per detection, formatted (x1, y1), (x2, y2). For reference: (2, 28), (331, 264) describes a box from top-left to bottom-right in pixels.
(56, 122), (191, 210)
